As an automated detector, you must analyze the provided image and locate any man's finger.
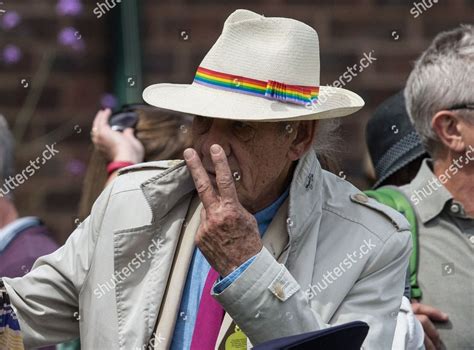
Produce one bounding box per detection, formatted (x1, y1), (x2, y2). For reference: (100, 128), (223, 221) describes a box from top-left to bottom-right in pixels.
(184, 148), (218, 209)
(416, 314), (441, 348)
(424, 334), (436, 350)
(210, 144), (238, 202)
(413, 303), (449, 322)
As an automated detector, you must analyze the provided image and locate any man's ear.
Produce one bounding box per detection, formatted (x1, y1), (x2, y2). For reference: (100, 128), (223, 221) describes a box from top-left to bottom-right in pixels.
(431, 111), (465, 153)
(287, 120), (318, 161)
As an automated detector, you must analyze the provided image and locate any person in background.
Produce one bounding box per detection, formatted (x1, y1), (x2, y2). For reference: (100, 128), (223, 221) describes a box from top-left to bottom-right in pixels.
(0, 115), (58, 350)
(366, 91), (428, 189)
(401, 24), (474, 350)
(0, 115), (58, 277)
(365, 91), (427, 350)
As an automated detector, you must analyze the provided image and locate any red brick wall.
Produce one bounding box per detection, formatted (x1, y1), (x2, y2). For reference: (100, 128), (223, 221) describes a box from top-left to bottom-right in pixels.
(1, 0), (472, 243)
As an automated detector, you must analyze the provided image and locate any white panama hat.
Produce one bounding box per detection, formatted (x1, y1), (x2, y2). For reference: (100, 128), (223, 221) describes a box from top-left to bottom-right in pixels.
(143, 9), (364, 122)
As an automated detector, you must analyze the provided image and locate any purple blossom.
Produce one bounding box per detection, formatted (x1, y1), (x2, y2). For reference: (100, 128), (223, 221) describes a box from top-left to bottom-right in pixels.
(100, 94), (118, 109)
(58, 27), (77, 46)
(56, 0), (83, 17)
(66, 159), (86, 176)
(2, 45), (22, 64)
(1, 11), (21, 30)
(58, 27), (85, 51)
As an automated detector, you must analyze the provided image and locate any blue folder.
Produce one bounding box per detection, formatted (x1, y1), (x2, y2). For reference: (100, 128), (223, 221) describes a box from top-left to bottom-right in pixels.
(252, 321), (369, 350)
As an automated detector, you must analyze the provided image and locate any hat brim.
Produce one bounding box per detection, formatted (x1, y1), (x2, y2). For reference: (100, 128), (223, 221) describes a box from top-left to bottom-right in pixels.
(143, 82), (364, 121)
(372, 145), (427, 188)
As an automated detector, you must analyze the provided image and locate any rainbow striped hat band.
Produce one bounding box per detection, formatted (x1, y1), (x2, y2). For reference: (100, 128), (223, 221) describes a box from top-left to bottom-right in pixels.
(194, 66), (319, 106)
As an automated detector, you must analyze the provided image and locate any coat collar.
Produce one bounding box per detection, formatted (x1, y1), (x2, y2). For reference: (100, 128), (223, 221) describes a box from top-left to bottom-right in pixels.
(286, 148), (324, 270)
(113, 161), (195, 350)
(140, 160), (195, 223)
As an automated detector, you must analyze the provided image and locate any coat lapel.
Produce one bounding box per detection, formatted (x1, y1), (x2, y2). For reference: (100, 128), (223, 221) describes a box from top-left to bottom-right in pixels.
(113, 162), (196, 350)
(152, 195), (202, 349)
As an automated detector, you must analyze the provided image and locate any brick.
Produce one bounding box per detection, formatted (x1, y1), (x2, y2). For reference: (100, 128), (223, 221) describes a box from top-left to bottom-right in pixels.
(282, 0), (362, 4)
(422, 15), (473, 38)
(52, 53), (105, 73)
(143, 52), (175, 76)
(331, 16), (409, 40)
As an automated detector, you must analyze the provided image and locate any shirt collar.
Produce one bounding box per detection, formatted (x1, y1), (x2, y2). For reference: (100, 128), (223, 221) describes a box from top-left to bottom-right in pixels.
(409, 159), (453, 224)
(254, 187), (290, 235)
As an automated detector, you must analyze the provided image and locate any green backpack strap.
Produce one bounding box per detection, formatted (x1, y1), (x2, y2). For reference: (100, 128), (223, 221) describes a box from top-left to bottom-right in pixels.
(364, 187), (421, 299)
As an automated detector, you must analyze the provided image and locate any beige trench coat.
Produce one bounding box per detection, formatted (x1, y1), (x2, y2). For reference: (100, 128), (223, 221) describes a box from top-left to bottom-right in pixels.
(3, 149), (411, 350)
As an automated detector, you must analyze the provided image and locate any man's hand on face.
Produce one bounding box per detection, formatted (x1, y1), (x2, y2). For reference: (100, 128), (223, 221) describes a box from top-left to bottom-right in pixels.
(184, 144), (263, 277)
(411, 301), (449, 350)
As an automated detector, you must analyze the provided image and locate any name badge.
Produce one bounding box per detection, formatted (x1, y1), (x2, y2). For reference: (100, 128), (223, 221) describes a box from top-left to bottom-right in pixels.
(225, 325), (247, 350)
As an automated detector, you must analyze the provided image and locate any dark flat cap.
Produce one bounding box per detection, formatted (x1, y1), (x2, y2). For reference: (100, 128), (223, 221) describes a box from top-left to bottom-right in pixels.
(366, 90), (427, 188)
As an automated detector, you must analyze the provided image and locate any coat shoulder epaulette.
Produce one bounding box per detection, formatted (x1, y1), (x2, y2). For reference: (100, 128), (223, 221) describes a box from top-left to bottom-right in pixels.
(349, 192), (411, 233)
(117, 160), (185, 176)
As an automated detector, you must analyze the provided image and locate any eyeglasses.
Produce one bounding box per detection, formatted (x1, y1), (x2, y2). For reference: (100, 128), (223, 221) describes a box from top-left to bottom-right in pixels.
(446, 103), (474, 111)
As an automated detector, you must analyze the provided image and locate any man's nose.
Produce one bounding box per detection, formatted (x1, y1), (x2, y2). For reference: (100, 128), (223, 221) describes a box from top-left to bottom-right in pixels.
(200, 121), (231, 157)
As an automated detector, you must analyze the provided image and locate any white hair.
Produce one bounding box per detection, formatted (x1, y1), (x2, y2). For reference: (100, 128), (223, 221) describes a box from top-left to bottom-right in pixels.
(404, 24), (474, 156)
(312, 118), (341, 157)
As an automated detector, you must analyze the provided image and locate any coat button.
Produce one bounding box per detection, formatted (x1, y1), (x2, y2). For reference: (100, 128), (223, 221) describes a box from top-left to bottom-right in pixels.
(353, 193), (369, 203)
(450, 203), (461, 214)
(273, 282), (286, 300)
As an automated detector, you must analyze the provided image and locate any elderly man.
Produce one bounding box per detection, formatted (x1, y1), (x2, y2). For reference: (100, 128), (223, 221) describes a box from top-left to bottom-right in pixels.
(1, 9), (411, 350)
(400, 24), (474, 350)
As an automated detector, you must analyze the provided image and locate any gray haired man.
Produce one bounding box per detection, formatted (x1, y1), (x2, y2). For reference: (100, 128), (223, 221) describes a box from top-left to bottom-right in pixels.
(401, 24), (474, 350)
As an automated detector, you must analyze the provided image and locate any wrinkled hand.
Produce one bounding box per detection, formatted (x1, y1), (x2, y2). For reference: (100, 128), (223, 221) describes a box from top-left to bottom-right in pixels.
(91, 109), (144, 163)
(184, 144), (263, 277)
(411, 301), (448, 350)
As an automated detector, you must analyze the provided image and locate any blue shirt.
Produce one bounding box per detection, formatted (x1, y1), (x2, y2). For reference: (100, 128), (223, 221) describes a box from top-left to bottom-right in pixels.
(170, 188), (289, 350)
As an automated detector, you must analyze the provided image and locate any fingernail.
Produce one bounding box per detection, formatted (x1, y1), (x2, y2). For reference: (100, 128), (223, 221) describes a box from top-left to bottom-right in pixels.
(442, 312), (449, 319)
(210, 144), (220, 154)
(183, 149), (194, 160)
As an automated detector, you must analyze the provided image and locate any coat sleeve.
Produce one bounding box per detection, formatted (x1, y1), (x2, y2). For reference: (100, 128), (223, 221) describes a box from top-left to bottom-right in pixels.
(1, 182), (114, 349)
(212, 229), (412, 350)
